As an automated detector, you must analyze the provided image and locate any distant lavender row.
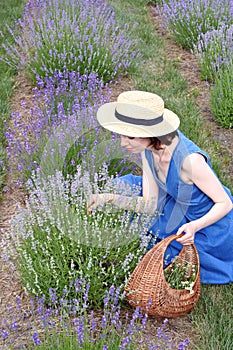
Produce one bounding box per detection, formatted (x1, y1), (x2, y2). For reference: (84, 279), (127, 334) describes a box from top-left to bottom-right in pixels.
(1, 0), (140, 83)
(158, 0), (233, 128)
(159, 0), (233, 50)
(194, 24), (233, 81)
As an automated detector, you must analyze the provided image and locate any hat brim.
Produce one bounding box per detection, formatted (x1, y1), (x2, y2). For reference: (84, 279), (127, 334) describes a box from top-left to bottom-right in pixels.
(97, 102), (180, 137)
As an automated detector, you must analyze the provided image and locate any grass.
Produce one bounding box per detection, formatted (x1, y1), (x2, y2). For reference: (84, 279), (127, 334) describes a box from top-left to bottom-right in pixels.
(191, 284), (233, 349)
(0, 0), (26, 193)
(108, 0), (233, 348)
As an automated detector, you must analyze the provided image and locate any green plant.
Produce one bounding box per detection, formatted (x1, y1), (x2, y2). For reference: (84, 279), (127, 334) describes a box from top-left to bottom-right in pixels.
(190, 284), (233, 349)
(145, 0), (164, 6)
(164, 258), (197, 293)
(210, 65), (233, 129)
(161, 0), (233, 50)
(2, 0), (139, 84)
(9, 169), (150, 307)
(1, 284), (189, 349)
(0, 0), (25, 193)
(194, 25), (233, 82)
(63, 130), (142, 181)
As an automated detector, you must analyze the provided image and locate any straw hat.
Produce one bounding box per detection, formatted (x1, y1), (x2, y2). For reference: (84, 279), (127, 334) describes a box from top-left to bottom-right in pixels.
(97, 91), (180, 137)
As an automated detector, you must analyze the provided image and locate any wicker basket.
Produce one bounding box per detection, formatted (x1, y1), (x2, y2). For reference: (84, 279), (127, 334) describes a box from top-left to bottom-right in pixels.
(125, 234), (201, 318)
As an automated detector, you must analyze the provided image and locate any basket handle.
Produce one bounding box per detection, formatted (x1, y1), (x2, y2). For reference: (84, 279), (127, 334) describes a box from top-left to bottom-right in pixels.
(155, 233), (200, 270)
(151, 233), (197, 257)
(161, 233), (185, 248)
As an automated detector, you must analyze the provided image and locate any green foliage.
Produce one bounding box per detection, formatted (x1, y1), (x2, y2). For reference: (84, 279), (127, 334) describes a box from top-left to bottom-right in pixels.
(12, 170), (148, 308)
(2, 0), (139, 84)
(194, 26), (233, 82)
(210, 65), (233, 129)
(145, 0), (164, 6)
(33, 333), (130, 350)
(0, 0), (25, 191)
(162, 0), (233, 50)
(2, 283), (180, 349)
(191, 284), (233, 349)
(164, 259), (197, 292)
(63, 130), (142, 181)
(195, 35), (223, 82)
(17, 222), (141, 308)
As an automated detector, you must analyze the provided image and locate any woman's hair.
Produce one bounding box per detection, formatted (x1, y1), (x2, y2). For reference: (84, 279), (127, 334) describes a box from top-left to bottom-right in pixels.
(148, 130), (178, 150)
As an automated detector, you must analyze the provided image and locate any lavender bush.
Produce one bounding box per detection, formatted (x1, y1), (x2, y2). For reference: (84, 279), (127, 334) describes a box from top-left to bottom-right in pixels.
(1, 0), (140, 84)
(5, 71), (111, 181)
(210, 64), (233, 129)
(194, 24), (233, 81)
(63, 127), (142, 182)
(159, 0), (233, 50)
(0, 284), (189, 349)
(4, 168), (153, 307)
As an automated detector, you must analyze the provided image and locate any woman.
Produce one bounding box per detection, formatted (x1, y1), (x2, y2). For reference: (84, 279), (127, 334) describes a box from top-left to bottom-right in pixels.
(87, 90), (233, 284)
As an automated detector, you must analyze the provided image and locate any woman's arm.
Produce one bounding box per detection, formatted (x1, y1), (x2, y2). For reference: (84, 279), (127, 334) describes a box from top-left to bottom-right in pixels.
(87, 152), (159, 215)
(87, 192), (158, 214)
(177, 153), (233, 245)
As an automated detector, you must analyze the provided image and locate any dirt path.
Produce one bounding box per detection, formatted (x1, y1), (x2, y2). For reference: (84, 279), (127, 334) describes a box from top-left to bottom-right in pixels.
(0, 72), (34, 321)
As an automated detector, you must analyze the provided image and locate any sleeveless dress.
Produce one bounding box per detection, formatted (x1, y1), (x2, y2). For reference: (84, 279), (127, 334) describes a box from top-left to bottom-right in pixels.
(116, 131), (233, 284)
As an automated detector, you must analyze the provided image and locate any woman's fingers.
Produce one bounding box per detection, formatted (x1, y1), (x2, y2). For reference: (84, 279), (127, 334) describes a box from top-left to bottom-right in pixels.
(176, 224), (195, 245)
(87, 194), (96, 214)
(87, 194), (108, 214)
(177, 236), (194, 245)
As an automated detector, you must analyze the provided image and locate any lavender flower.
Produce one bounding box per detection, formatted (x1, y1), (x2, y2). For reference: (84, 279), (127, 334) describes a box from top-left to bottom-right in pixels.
(194, 24), (233, 81)
(32, 332), (42, 345)
(5, 168), (150, 307)
(1, 0), (140, 83)
(5, 71), (111, 180)
(159, 0), (233, 49)
(0, 285), (190, 349)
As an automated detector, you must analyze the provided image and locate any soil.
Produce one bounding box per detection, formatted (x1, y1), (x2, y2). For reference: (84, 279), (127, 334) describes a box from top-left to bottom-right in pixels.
(0, 4), (232, 349)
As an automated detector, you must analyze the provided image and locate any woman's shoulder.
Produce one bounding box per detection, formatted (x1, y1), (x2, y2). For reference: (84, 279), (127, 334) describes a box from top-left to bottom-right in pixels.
(182, 152), (207, 169)
(177, 131), (210, 160)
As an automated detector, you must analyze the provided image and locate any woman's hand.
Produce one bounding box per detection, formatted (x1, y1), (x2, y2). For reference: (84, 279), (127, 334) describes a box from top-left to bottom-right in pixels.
(176, 222), (197, 245)
(87, 193), (114, 214)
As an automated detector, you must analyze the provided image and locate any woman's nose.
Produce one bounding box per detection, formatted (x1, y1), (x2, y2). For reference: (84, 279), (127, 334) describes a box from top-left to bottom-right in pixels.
(120, 135), (128, 147)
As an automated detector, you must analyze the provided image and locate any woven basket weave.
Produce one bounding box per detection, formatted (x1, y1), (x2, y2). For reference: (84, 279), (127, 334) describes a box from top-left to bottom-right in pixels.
(125, 234), (201, 318)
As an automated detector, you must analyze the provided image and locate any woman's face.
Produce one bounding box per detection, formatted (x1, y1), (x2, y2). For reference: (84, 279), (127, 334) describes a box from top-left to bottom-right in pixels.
(120, 135), (151, 153)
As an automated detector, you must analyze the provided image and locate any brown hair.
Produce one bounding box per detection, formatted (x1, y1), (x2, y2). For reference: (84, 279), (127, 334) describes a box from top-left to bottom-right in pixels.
(148, 131), (178, 150)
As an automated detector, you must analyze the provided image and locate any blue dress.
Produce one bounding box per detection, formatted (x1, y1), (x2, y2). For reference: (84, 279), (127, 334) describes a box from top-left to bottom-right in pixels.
(117, 131), (233, 284)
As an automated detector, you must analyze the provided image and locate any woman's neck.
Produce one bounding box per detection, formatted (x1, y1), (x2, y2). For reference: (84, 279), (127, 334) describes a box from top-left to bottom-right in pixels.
(150, 135), (179, 182)
(151, 134), (179, 158)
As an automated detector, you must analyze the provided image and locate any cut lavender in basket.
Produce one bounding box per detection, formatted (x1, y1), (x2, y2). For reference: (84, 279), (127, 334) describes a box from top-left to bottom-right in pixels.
(125, 234), (200, 318)
(1, 0), (140, 83)
(158, 0), (233, 49)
